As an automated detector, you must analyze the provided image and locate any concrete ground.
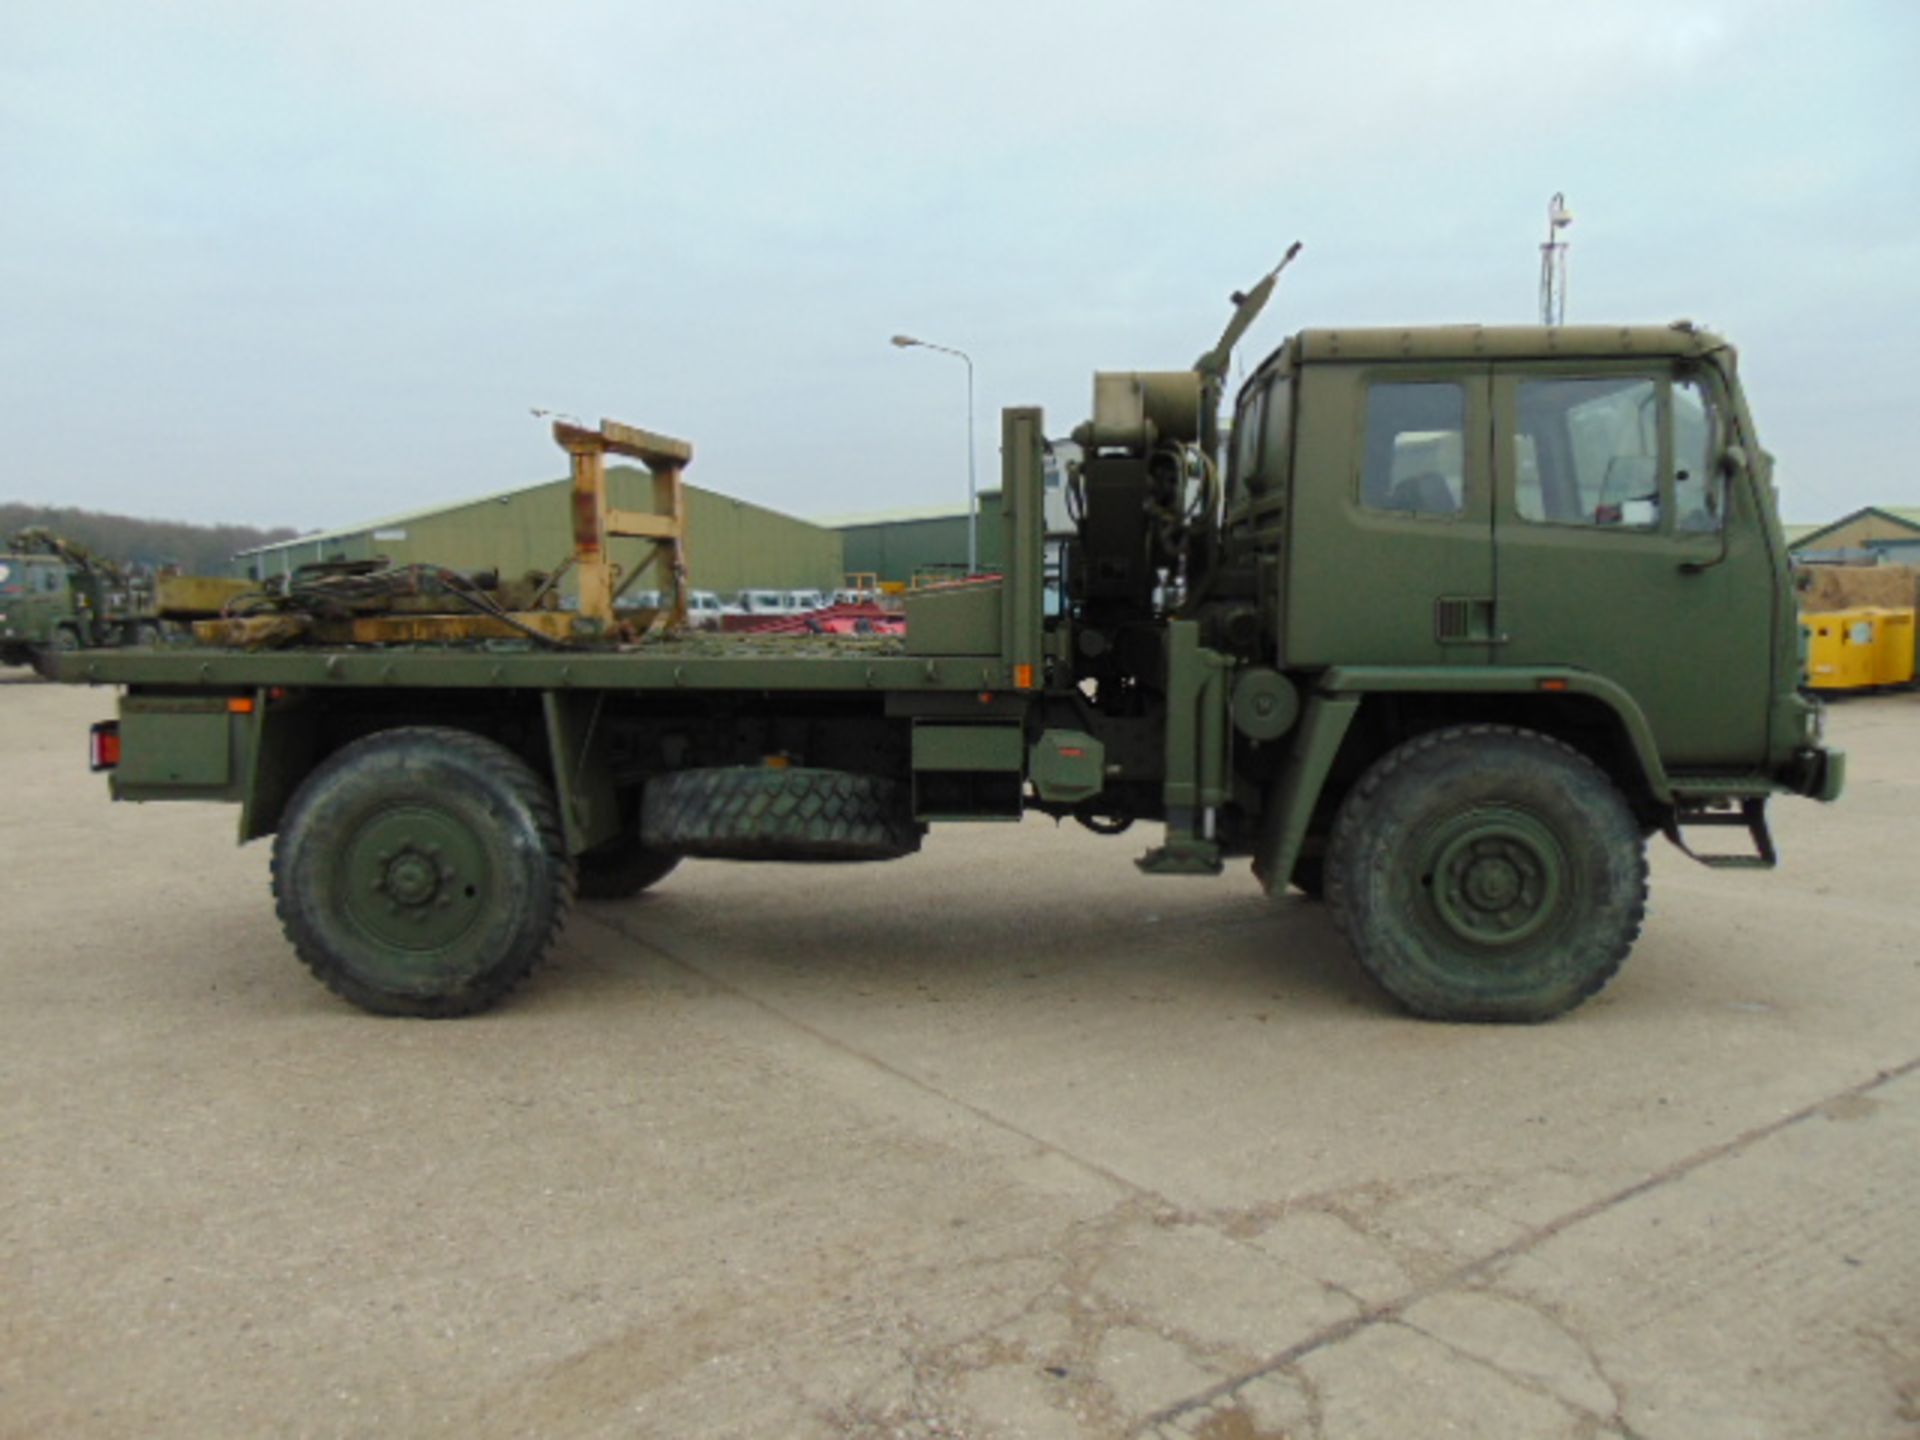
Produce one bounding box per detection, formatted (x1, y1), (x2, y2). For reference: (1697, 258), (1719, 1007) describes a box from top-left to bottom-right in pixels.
(2, 673), (1916, 1440)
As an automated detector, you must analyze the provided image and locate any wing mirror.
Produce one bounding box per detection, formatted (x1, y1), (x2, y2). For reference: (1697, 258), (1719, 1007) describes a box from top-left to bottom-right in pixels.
(1681, 445), (1744, 574)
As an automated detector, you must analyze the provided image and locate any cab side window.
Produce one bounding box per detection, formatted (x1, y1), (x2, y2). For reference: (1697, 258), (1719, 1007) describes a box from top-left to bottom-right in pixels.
(1231, 372), (1291, 501)
(1360, 382), (1465, 517)
(1515, 376), (1660, 528)
(1230, 382), (1267, 501)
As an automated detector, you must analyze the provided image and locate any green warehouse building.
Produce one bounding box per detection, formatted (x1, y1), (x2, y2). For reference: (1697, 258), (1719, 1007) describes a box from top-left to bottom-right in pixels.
(825, 501), (994, 587)
(235, 467), (843, 598)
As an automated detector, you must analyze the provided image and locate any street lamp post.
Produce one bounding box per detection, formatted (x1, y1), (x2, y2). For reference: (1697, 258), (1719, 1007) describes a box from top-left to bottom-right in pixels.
(890, 333), (977, 575)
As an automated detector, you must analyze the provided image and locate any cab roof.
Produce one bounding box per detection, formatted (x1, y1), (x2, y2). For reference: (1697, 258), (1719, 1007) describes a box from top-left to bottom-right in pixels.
(1288, 322), (1727, 364)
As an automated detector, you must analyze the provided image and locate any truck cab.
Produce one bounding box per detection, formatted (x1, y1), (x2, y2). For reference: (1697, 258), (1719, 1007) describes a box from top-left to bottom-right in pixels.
(1221, 324), (1828, 801)
(0, 555), (79, 668)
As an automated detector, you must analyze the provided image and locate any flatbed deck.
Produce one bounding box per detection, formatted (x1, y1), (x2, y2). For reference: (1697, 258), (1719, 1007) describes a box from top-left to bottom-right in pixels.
(52, 631), (1027, 695)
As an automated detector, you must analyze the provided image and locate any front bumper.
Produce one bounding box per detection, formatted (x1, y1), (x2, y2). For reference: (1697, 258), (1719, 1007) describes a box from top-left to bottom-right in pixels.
(1787, 745), (1845, 802)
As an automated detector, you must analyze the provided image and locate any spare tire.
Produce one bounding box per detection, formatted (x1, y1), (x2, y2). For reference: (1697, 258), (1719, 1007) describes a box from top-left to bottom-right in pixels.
(642, 766), (920, 862)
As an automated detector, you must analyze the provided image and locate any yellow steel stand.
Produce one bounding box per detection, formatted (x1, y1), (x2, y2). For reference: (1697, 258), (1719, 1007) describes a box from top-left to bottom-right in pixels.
(553, 419), (693, 630)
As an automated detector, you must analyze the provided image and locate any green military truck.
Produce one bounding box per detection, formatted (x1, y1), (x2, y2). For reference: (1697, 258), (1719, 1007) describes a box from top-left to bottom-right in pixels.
(55, 261), (1842, 1021)
(0, 531), (170, 674)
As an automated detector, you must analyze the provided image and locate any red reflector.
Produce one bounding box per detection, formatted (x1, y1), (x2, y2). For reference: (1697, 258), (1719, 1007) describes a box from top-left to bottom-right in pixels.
(1538, 679), (1570, 692)
(90, 723), (121, 771)
(1059, 747), (1084, 758)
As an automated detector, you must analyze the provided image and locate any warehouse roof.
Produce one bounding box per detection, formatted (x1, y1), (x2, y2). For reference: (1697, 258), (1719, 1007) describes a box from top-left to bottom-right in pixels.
(234, 486), (532, 557)
(235, 468), (824, 558)
(815, 503), (971, 528)
(1786, 506), (1920, 552)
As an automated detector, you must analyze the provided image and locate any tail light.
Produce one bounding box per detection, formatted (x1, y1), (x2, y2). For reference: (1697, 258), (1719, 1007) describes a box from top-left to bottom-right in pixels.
(89, 720), (120, 772)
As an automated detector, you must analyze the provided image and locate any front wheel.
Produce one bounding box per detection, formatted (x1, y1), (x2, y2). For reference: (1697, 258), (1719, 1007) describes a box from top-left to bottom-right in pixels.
(1326, 725), (1646, 1023)
(272, 727), (575, 1017)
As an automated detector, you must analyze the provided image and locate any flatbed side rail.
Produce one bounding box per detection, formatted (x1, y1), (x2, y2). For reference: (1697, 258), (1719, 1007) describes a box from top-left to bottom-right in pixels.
(54, 646), (1033, 694)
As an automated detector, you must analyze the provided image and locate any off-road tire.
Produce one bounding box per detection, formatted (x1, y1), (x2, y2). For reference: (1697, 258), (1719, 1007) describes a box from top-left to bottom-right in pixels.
(271, 726), (574, 1017)
(134, 622), (162, 647)
(1326, 724), (1646, 1023)
(576, 833), (681, 900)
(642, 766), (920, 862)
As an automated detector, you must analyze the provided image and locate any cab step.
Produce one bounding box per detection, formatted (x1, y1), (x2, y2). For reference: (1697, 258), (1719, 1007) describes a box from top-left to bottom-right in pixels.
(1663, 793), (1777, 870)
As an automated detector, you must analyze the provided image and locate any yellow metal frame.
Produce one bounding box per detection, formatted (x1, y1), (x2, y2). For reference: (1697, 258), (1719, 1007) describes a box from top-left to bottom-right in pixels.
(553, 418), (693, 630)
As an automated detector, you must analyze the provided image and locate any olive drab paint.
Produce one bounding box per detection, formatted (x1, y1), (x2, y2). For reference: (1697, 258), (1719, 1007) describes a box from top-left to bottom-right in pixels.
(56, 261), (1842, 1020)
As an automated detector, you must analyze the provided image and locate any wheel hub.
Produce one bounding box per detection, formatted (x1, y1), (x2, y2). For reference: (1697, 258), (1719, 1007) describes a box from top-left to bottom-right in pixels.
(1423, 811), (1566, 948)
(379, 849), (445, 907)
(340, 806), (488, 952)
(1463, 854), (1521, 909)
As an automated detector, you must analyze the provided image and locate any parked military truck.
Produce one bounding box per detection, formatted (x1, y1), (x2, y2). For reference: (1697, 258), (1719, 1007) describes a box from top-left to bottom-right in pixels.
(56, 256), (1842, 1021)
(0, 530), (249, 675)
(0, 531), (166, 673)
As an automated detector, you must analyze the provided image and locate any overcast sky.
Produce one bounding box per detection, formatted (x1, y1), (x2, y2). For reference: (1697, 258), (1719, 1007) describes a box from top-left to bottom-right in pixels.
(2, 1), (1914, 532)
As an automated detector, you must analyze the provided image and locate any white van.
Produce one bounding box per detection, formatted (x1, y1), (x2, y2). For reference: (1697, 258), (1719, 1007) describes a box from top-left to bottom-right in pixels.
(734, 589), (788, 615)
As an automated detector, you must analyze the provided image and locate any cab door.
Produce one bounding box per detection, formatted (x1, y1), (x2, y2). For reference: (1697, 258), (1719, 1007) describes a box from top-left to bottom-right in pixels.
(1491, 361), (1771, 767)
(1286, 364), (1495, 666)
(15, 560), (65, 644)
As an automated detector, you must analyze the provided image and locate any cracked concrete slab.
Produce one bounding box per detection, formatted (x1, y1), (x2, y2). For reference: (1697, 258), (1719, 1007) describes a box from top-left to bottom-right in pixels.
(3, 678), (1918, 1439)
(1474, 1065), (1920, 1440)
(1293, 1322), (1595, 1437)
(1400, 1289), (1620, 1417)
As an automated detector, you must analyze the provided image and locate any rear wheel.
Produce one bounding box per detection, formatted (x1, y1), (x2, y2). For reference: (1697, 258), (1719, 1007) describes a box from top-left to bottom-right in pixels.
(576, 833), (681, 900)
(1289, 854), (1326, 901)
(272, 727), (574, 1017)
(1327, 724), (1645, 1023)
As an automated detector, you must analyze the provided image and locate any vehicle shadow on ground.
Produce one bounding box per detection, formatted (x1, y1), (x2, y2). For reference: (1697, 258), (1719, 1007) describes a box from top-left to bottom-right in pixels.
(551, 881), (1388, 1023)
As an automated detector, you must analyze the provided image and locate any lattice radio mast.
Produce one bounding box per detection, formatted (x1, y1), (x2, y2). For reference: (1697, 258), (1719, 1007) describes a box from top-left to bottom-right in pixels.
(1538, 192), (1573, 326)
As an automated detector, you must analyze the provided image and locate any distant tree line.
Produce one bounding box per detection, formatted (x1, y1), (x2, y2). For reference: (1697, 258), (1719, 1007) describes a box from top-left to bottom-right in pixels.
(0, 502), (301, 576)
